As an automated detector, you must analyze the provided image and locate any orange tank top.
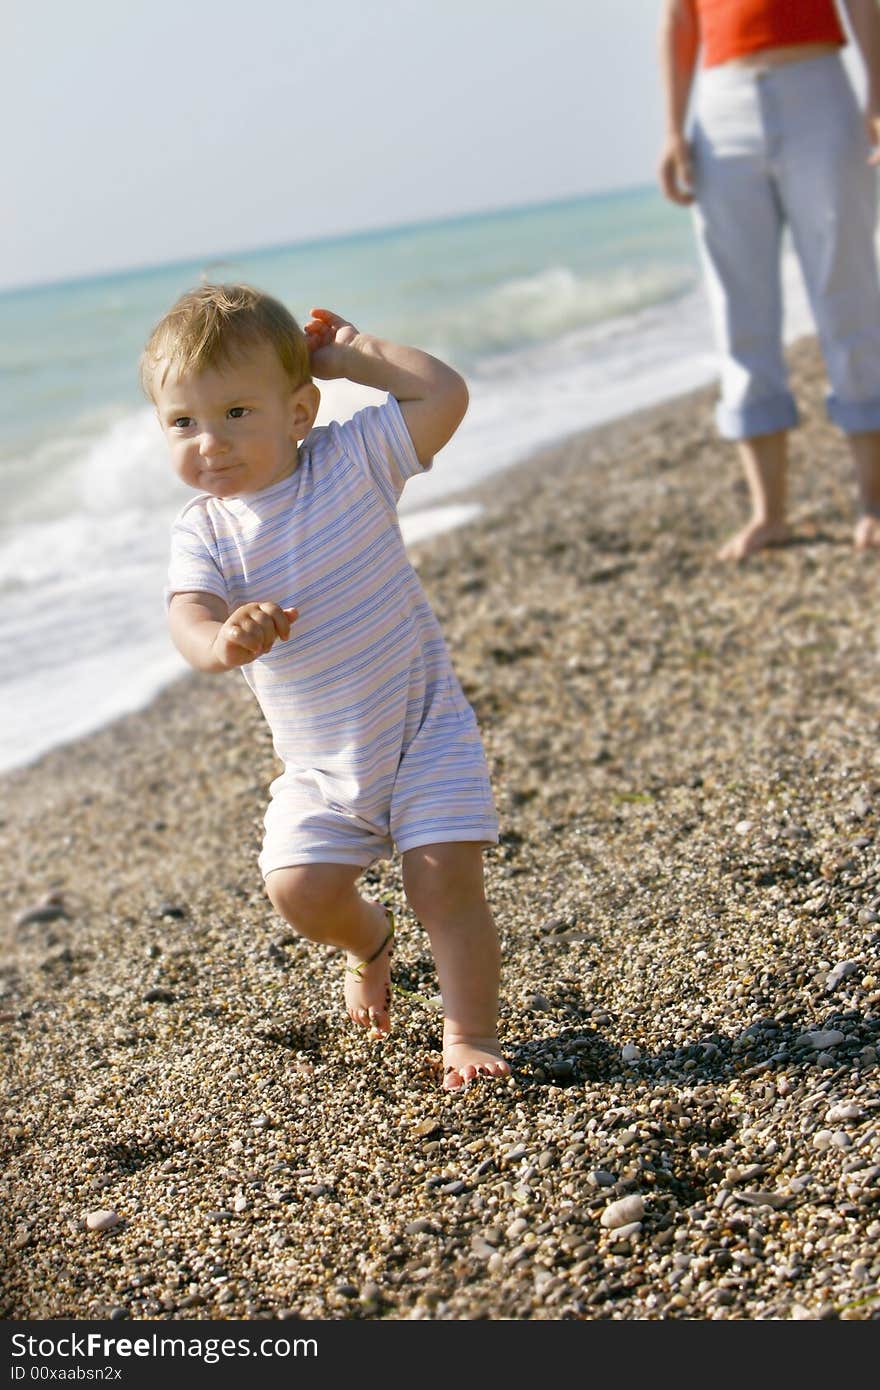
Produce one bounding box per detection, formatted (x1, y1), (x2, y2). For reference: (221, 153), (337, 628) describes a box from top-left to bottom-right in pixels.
(696, 0), (846, 69)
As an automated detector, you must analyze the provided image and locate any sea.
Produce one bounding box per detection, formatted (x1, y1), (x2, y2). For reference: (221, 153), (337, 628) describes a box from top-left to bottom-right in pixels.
(0, 185), (817, 774)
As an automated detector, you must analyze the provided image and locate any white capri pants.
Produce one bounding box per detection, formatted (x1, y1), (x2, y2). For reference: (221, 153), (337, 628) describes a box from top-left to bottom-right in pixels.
(691, 52), (880, 440)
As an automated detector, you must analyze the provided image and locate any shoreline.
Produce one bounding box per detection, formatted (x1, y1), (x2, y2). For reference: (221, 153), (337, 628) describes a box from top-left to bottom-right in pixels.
(3, 334), (880, 1322)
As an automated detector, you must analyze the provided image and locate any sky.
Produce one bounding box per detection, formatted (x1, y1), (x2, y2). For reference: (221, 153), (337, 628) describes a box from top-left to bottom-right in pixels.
(5, 0), (669, 292)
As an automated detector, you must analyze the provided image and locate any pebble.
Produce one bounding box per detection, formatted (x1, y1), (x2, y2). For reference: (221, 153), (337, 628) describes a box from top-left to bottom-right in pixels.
(85, 1210), (119, 1232)
(600, 1195), (645, 1230)
(589, 1170), (617, 1187)
(796, 1030), (846, 1050)
(608, 1221), (642, 1240)
(405, 1219), (437, 1236)
(825, 961), (860, 991)
(14, 895), (68, 928)
(826, 1104), (863, 1123)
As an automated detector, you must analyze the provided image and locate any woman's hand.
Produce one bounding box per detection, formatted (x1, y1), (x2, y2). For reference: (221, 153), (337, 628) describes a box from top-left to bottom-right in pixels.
(658, 133), (695, 205)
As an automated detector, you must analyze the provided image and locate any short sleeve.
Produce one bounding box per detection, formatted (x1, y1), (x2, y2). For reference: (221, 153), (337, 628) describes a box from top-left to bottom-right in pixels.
(333, 394), (427, 507)
(164, 506), (229, 611)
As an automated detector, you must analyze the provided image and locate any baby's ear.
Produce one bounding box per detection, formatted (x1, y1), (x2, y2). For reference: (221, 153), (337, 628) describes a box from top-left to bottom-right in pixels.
(292, 382), (320, 439)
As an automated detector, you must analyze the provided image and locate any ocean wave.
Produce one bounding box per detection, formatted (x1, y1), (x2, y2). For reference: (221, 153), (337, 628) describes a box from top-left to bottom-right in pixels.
(418, 262), (698, 360)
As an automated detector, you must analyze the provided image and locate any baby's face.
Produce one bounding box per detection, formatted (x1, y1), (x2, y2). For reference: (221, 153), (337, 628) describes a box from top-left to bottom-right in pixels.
(154, 343), (318, 498)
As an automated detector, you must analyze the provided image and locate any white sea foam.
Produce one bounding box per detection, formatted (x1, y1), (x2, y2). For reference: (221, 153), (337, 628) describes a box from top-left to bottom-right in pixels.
(422, 263), (697, 356)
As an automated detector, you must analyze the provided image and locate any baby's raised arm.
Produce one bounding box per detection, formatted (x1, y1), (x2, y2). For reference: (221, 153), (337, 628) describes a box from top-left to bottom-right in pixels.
(169, 591), (298, 673)
(304, 308), (468, 466)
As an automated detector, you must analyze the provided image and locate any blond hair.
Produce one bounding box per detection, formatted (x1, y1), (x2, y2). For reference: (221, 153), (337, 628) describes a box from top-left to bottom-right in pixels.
(140, 283), (311, 398)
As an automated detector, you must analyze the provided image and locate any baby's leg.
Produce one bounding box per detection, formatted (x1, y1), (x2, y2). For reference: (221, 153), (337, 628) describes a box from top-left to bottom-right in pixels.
(402, 842), (510, 1091)
(266, 865), (394, 1035)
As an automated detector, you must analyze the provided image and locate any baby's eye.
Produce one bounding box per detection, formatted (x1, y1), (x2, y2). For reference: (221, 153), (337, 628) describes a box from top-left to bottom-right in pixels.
(172, 417), (193, 429)
(228, 407), (249, 419)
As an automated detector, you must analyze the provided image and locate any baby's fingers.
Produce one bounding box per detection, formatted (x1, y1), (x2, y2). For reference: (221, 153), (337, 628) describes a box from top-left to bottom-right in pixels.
(309, 307), (345, 326)
(309, 307), (358, 335)
(224, 618), (264, 656)
(255, 600), (297, 642)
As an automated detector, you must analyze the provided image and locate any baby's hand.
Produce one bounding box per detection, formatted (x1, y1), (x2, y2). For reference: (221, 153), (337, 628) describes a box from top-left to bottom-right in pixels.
(304, 307), (361, 379)
(212, 602), (298, 669)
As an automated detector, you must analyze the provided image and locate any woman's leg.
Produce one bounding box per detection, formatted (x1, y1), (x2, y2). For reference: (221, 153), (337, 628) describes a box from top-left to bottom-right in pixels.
(691, 69), (799, 556)
(847, 432), (880, 550)
(717, 430), (791, 560)
(776, 54), (880, 547)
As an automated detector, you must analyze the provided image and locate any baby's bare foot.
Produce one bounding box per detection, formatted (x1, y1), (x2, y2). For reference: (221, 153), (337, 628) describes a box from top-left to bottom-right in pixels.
(717, 519), (790, 562)
(854, 514), (880, 551)
(442, 1036), (510, 1092)
(344, 908), (394, 1037)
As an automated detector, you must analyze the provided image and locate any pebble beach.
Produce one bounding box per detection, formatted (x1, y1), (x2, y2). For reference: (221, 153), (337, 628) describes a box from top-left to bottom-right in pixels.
(2, 335), (879, 1322)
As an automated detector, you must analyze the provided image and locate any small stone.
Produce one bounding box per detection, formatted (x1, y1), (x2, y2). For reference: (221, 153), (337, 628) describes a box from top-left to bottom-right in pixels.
(405, 1218), (438, 1236)
(524, 994), (552, 1012)
(233, 1196), (249, 1213)
(795, 1029), (845, 1050)
(15, 895), (67, 928)
(86, 1210), (119, 1232)
(589, 1169), (617, 1187)
(609, 1220), (641, 1240)
(826, 1103), (863, 1123)
(621, 1043), (641, 1062)
(413, 1119), (442, 1138)
(471, 1236), (497, 1259)
(734, 1190), (794, 1209)
(825, 961), (860, 991)
(600, 1195), (645, 1229)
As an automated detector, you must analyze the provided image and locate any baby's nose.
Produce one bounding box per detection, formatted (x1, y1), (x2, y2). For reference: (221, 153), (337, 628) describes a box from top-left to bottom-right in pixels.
(199, 429), (229, 458)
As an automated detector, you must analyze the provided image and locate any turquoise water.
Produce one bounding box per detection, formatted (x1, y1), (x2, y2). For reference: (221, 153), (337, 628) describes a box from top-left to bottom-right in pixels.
(0, 184), (781, 772)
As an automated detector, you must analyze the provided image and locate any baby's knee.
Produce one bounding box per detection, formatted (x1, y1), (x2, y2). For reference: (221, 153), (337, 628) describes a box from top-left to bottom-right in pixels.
(404, 848), (486, 923)
(265, 864), (356, 938)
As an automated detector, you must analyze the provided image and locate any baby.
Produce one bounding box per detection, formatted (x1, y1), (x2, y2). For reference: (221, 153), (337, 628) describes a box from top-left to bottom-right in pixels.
(141, 283), (510, 1091)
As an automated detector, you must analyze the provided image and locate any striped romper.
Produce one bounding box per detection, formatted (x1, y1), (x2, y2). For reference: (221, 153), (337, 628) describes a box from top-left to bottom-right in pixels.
(166, 396), (499, 875)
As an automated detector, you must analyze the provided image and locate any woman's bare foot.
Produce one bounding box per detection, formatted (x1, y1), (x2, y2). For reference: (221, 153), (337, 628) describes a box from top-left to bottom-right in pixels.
(854, 514), (880, 551)
(442, 1034), (510, 1092)
(344, 908), (394, 1037)
(717, 519), (790, 561)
